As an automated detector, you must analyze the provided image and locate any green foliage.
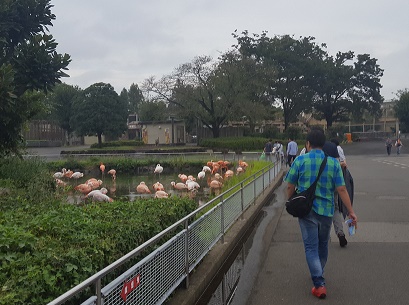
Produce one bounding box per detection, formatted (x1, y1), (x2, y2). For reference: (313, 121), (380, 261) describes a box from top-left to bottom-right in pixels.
(90, 140), (144, 149)
(70, 82), (128, 146)
(283, 126), (303, 141)
(393, 89), (409, 133)
(0, 157), (198, 304)
(46, 83), (81, 135)
(0, 152), (273, 304)
(138, 100), (168, 121)
(200, 137), (269, 152)
(0, 0), (71, 156)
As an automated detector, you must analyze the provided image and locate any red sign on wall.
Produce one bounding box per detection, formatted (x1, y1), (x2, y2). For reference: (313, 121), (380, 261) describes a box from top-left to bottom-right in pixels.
(120, 274), (141, 302)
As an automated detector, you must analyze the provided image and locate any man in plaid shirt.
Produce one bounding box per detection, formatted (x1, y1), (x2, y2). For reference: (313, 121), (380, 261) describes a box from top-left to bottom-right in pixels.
(284, 128), (358, 299)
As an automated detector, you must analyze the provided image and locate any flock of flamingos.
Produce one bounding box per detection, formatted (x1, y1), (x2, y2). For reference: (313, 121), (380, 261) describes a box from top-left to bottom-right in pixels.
(52, 160), (250, 203)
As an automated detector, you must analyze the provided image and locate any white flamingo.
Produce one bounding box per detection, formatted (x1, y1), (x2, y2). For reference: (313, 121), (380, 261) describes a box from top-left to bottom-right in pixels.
(70, 172), (84, 179)
(154, 164), (163, 178)
(197, 171), (206, 180)
(53, 168), (66, 179)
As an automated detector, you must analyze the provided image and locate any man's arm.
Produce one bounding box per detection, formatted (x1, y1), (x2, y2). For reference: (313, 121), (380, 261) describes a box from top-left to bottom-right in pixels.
(286, 183), (296, 199)
(336, 185), (358, 227)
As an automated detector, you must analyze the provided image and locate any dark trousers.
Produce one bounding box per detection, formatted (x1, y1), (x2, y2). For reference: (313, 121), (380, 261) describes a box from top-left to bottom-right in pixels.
(287, 154), (296, 166)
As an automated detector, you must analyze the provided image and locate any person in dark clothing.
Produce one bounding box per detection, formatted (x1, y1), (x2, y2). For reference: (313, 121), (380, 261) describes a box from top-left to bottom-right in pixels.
(264, 139), (273, 162)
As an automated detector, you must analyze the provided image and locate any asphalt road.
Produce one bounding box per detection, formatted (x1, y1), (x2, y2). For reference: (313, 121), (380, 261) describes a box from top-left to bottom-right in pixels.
(230, 142), (409, 305)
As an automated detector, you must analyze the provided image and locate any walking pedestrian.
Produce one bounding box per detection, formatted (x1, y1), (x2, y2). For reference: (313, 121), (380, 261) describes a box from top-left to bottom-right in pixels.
(264, 139), (273, 162)
(330, 138), (350, 247)
(395, 138), (403, 155)
(284, 128), (358, 299)
(286, 137), (298, 166)
(385, 137), (393, 156)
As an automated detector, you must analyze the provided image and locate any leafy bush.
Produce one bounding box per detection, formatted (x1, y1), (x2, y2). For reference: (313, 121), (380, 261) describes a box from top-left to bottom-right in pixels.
(90, 140), (144, 149)
(199, 137), (268, 152)
(0, 197), (197, 304)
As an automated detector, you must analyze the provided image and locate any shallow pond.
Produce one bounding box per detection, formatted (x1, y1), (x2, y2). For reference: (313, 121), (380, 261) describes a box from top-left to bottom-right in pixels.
(62, 171), (212, 205)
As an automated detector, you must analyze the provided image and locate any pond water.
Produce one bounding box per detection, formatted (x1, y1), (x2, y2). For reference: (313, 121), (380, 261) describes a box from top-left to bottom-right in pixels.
(62, 171), (211, 205)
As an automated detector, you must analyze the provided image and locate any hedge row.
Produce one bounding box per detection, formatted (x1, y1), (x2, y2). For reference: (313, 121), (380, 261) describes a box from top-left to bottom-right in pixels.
(90, 140), (144, 148)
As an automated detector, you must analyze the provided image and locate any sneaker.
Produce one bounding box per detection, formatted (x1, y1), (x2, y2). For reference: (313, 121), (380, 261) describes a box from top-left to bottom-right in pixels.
(338, 233), (348, 247)
(312, 286), (327, 299)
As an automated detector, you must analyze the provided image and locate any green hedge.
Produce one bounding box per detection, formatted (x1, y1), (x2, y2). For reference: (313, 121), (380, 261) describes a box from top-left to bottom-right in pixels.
(0, 197), (196, 304)
(199, 137), (269, 152)
(90, 140), (144, 149)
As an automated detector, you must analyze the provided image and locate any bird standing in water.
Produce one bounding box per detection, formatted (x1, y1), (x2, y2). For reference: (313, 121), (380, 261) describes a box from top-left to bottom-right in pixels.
(100, 162), (106, 178)
(154, 164), (163, 179)
(136, 182), (151, 194)
(108, 169), (116, 180)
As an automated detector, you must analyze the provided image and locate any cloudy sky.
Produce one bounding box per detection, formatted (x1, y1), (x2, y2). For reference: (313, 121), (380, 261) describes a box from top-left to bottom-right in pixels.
(51, 0), (409, 101)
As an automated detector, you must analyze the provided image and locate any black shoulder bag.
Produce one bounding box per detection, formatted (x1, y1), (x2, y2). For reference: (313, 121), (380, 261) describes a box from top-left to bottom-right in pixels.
(285, 156), (327, 218)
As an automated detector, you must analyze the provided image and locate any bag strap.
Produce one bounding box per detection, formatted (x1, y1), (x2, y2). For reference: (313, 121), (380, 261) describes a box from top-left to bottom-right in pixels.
(309, 156), (327, 191)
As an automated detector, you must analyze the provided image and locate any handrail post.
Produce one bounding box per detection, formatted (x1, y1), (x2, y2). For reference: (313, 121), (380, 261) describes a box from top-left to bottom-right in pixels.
(221, 195), (225, 244)
(96, 278), (102, 305)
(253, 174), (256, 204)
(240, 182), (244, 220)
(262, 168), (265, 191)
(184, 218), (190, 288)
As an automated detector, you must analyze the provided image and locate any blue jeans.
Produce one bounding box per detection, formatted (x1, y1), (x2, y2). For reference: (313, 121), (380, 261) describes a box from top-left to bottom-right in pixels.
(298, 210), (333, 287)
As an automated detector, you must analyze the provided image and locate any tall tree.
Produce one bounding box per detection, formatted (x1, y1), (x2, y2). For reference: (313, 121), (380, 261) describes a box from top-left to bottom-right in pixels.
(234, 31), (323, 130)
(393, 89), (409, 133)
(128, 83), (144, 114)
(0, 0), (71, 156)
(144, 53), (265, 138)
(312, 52), (383, 127)
(138, 100), (168, 121)
(310, 51), (356, 127)
(120, 83), (145, 115)
(47, 83), (81, 143)
(70, 83), (128, 146)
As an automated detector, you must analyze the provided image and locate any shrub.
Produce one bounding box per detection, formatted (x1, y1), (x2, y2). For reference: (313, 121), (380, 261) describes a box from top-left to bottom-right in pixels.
(90, 140), (144, 149)
(199, 137), (268, 152)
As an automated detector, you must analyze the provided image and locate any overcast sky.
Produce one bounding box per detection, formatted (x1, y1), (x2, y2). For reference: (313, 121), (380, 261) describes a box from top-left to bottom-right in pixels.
(51, 0), (409, 101)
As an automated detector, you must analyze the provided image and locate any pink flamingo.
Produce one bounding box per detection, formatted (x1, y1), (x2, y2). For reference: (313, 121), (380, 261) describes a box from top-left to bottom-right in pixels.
(178, 174), (188, 183)
(99, 162), (105, 178)
(224, 170), (234, 179)
(74, 183), (92, 195)
(86, 178), (103, 190)
(154, 190), (169, 198)
(153, 181), (165, 191)
(171, 181), (188, 191)
(136, 182), (151, 194)
(108, 169), (116, 180)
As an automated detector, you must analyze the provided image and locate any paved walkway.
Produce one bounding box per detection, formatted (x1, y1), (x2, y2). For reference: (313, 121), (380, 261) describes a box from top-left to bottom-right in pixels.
(232, 152), (409, 305)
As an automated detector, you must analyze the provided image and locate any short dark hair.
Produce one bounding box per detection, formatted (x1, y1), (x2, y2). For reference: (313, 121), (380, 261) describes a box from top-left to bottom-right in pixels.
(330, 138), (340, 146)
(306, 128), (326, 148)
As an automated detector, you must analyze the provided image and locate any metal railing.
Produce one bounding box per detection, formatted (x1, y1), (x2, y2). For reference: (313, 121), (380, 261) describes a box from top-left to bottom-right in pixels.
(48, 161), (282, 305)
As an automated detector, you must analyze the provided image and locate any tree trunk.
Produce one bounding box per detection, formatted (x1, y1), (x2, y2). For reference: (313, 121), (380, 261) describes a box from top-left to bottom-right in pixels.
(97, 133), (102, 147)
(212, 126), (220, 138)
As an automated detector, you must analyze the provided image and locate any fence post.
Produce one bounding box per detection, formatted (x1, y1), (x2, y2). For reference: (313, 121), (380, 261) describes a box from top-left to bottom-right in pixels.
(240, 182), (244, 220)
(221, 195), (225, 244)
(221, 274), (227, 305)
(184, 218), (190, 288)
(262, 168), (265, 191)
(253, 175), (256, 204)
(96, 278), (102, 305)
